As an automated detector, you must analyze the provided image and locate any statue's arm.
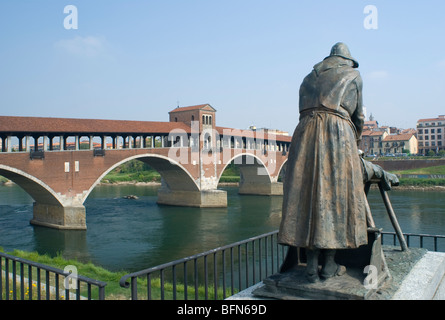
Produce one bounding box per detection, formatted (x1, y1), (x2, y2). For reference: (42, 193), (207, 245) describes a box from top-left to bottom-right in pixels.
(351, 76), (365, 143)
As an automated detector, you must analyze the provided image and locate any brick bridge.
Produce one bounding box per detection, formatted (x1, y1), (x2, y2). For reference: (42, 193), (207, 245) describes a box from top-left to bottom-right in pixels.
(0, 104), (290, 230)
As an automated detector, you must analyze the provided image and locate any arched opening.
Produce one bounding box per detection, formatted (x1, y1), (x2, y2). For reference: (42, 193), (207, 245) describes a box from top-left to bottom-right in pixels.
(277, 159), (288, 184)
(218, 154), (271, 186)
(0, 165), (63, 207)
(83, 154), (200, 204)
(217, 153), (283, 196)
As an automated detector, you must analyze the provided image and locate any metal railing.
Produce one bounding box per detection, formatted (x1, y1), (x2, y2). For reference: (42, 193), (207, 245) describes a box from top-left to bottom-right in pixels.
(382, 231), (445, 252)
(0, 252), (107, 300)
(3, 230), (445, 300)
(119, 230), (287, 300)
(120, 230), (445, 300)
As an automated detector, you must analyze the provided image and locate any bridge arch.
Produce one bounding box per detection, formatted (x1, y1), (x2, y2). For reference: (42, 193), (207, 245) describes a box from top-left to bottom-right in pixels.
(82, 154), (200, 204)
(0, 164), (64, 206)
(276, 158), (288, 183)
(217, 152), (283, 196)
(217, 153), (272, 186)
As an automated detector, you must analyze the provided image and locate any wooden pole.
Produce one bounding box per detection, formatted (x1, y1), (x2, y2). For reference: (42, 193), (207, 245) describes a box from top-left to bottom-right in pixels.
(378, 183), (409, 251)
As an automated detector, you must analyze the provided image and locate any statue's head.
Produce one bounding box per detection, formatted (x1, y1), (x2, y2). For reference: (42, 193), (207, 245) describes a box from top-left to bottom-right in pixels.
(326, 42), (359, 68)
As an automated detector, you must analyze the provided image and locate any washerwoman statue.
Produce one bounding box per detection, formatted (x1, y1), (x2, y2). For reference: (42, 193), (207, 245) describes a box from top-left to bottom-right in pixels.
(278, 43), (368, 283)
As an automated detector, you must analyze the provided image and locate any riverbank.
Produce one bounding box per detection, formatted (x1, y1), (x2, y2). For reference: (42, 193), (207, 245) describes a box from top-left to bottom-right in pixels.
(98, 180), (240, 187)
(97, 163), (445, 191)
(98, 180), (445, 191)
(0, 248), (232, 300)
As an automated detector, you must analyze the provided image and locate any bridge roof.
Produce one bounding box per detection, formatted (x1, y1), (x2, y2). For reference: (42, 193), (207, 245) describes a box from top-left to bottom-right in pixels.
(216, 126), (292, 142)
(0, 116), (191, 135)
(0, 115), (292, 142)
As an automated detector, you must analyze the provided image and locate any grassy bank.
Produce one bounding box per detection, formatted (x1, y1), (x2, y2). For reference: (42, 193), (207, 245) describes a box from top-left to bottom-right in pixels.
(1, 248), (129, 299)
(101, 160), (241, 184)
(390, 165), (445, 188)
(1, 248), (234, 300)
(397, 178), (445, 188)
(100, 160), (445, 188)
(390, 165), (445, 176)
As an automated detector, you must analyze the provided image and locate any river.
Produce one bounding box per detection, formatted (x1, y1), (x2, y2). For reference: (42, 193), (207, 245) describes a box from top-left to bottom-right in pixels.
(0, 183), (444, 272)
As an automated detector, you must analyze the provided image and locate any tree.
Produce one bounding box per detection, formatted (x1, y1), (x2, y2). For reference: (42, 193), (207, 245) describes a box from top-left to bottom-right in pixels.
(427, 150), (436, 157)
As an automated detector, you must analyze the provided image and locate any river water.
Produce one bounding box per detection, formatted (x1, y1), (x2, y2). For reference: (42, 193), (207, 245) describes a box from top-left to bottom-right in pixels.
(0, 183), (444, 272)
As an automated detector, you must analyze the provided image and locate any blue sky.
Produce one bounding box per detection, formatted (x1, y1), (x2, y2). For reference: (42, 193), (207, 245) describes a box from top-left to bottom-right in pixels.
(0, 1), (444, 134)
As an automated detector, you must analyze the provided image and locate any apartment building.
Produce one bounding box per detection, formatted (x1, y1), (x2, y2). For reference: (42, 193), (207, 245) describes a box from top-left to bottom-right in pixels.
(360, 129), (388, 155)
(382, 133), (418, 155)
(417, 115), (445, 155)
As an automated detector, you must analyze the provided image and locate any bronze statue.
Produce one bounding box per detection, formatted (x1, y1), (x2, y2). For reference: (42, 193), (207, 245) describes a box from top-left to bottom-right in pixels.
(278, 43), (368, 283)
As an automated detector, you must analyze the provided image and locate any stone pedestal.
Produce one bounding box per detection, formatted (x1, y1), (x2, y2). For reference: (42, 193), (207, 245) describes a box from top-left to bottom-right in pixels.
(254, 228), (393, 300)
(246, 247), (441, 300)
(254, 265), (381, 300)
(31, 202), (87, 230)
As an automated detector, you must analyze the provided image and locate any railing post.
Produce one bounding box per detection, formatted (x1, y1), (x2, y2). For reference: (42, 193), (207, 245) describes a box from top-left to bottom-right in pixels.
(131, 277), (138, 300)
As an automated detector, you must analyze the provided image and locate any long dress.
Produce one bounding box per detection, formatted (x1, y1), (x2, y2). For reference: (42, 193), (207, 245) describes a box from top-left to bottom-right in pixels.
(278, 56), (368, 250)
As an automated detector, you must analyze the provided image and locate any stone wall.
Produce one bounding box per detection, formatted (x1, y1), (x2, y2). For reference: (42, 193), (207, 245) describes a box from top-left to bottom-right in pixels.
(372, 159), (445, 171)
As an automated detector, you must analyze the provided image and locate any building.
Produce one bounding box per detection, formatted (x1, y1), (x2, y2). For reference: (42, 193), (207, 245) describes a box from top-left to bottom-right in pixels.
(416, 115), (445, 155)
(359, 129), (373, 155)
(249, 126), (289, 136)
(361, 130), (388, 155)
(382, 133), (418, 155)
(364, 120), (379, 130)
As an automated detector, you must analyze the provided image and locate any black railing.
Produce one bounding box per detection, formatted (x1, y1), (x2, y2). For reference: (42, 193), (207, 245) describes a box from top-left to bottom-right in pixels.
(119, 230), (287, 300)
(120, 230), (445, 300)
(0, 252), (106, 300)
(382, 231), (445, 252)
(3, 230), (445, 300)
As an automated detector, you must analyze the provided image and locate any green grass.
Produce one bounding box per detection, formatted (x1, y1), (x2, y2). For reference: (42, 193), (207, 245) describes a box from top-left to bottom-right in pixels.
(101, 162), (445, 187)
(1, 248), (236, 300)
(388, 165), (445, 188)
(397, 178), (445, 187)
(103, 171), (161, 184)
(390, 165), (445, 176)
(101, 161), (241, 184)
(1, 249), (129, 300)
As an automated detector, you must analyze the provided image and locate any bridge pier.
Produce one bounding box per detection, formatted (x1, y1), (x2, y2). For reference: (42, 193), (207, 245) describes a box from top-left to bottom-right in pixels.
(157, 188), (227, 208)
(31, 203), (87, 230)
(239, 181), (283, 196)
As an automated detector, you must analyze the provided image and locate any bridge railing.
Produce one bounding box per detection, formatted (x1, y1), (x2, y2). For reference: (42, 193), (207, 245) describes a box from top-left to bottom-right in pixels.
(0, 252), (107, 300)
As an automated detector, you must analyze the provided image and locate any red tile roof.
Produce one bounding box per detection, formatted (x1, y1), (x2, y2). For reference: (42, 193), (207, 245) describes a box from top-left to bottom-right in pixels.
(369, 131), (386, 136)
(417, 116), (445, 122)
(383, 133), (415, 141)
(216, 126), (292, 142)
(169, 104), (215, 113)
(0, 116), (292, 142)
(0, 116), (191, 134)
